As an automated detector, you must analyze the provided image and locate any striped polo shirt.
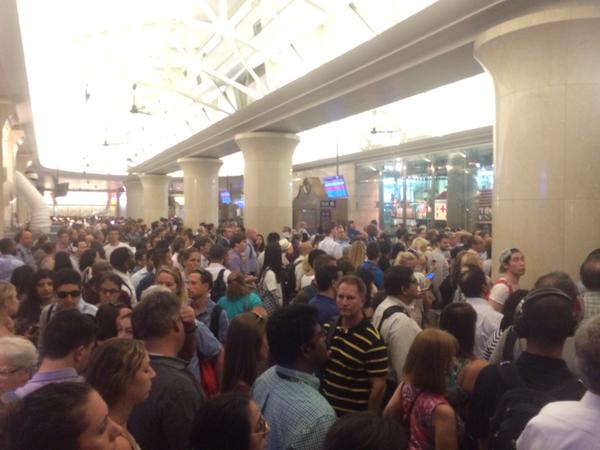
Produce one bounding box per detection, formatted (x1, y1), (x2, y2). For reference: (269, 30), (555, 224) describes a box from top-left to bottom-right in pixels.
(321, 317), (388, 415)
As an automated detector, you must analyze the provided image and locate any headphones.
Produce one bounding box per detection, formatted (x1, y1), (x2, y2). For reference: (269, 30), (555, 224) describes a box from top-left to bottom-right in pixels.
(512, 287), (577, 339)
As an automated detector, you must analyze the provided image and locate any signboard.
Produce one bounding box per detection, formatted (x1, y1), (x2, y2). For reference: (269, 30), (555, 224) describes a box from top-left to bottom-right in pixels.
(320, 200), (336, 208)
(434, 199), (448, 221)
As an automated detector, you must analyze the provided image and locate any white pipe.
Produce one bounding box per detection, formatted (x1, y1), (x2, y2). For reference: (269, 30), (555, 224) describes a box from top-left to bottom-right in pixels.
(15, 171), (51, 234)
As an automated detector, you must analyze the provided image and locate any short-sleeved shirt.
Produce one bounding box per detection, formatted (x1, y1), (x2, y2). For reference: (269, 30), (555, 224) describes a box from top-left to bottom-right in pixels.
(488, 278), (516, 308)
(196, 300), (229, 343)
(0, 254), (24, 281)
(186, 320), (223, 383)
(308, 294), (338, 325)
(206, 263), (231, 287)
(517, 391), (600, 450)
(372, 296), (422, 383)
(465, 297), (502, 359)
(360, 260), (384, 290)
(321, 317), (387, 415)
(582, 290), (600, 320)
(468, 352), (585, 441)
(217, 292), (262, 319)
(253, 365), (336, 450)
(263, 269), (283, 306)
(12, 368), (83, 400)
(129, 355), (204, 450)
(227, 249), (245, 274)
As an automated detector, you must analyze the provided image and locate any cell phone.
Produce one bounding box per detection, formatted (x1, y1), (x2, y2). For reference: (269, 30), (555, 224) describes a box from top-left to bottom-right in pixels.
(426, 272), (435, 280)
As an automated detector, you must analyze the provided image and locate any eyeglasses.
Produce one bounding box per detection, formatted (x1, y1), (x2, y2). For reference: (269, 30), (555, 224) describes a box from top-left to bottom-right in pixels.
(56, 290), (81, 299)
(250, 414), (269, 436)
(99, 288), (121, 296)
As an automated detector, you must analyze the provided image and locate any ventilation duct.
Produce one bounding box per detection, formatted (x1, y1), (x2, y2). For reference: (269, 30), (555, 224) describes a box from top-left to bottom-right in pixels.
(15, 170), (51, 234)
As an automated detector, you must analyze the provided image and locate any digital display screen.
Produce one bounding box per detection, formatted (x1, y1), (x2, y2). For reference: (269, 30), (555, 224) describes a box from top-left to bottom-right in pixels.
(220, 191), (232, 204)
(323, 176), (348, 199)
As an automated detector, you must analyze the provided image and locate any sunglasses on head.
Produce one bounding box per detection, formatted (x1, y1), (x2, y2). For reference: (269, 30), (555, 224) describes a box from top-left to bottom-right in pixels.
(56, 290), (81, 299)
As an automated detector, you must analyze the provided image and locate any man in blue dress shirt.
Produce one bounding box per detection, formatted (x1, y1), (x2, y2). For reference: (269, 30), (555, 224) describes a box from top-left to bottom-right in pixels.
(253, 304), (336, 450)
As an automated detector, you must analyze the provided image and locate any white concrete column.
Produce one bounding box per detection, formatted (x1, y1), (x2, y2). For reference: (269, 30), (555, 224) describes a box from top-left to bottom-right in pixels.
(0, 105), (12, 236)
(138, 174), (169, 225)
(474, 1), (600, 285)
(177, 157), (222, 229)
(123, 177), (144, 220)
(235, 132), (300, 235)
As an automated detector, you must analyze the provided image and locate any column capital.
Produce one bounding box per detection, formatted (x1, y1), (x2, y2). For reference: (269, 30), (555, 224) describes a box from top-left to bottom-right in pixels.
(177, 156), (223, 167)
(235, 131), (300, 144)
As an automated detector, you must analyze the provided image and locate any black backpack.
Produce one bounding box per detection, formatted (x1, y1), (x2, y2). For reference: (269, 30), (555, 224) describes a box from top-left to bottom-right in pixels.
(210, 269), (227, 302)
(488, 363), (582, 450)
(281, 260), (301, 305)
(208, 304), (224, 340)
(377, 304), (410, 334)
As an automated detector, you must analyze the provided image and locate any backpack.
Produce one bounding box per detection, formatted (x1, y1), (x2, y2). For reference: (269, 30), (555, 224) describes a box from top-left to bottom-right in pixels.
(377, 304), (410, 335)
(501, 326), (519, 362)
(488, 363), (581, 450)
(281, 260), (301, 305)
(208, 304), (223, 340)
(210, 269), (227, 302)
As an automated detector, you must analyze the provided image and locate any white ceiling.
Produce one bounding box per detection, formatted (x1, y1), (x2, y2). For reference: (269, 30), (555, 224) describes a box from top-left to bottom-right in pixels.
(15, 0), (447, 175)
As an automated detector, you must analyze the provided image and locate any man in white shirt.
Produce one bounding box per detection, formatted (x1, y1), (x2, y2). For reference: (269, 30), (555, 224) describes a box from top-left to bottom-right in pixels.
(206, 244), (231, 288)
(517, 314), (600, 450)
(372, 265), (422, 401)
(460, 266), (502, 359)
(318, 222), (343, 260)
(103, 226), (132, 261)
(489, 248), (525, 312)
(426, 233), (451, 304)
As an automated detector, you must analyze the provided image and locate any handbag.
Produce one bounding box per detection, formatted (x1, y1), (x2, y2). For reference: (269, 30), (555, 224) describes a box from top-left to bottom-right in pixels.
(257, 270), (281, 316)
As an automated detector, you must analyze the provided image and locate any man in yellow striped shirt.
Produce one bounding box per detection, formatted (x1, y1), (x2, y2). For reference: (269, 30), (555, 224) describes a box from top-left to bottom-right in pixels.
(321, 275), (388, 415)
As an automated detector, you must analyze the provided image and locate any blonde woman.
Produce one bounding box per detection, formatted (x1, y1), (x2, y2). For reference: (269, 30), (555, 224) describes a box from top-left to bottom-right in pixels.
(348, 240), (367, 272)
(384, 329), (461, 450)
(0, 282), (19, 337)
(411, 237), (430, 254)
(154, 266), (188, 305)
(394, 252), (428, 326)
(87, 338), (156, 450)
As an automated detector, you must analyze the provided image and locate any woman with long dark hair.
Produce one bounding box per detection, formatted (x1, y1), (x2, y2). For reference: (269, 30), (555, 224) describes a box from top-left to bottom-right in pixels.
(1, 382), (122, 450)
(10, 265), (34, 303)
(257, 242), (283, 310)
(221, 312), (268, 394)
(15, 269), (54, 340)
(190, 393), (269, 450)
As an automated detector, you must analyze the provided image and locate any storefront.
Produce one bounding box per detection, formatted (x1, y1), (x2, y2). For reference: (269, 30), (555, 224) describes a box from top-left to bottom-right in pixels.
(356, 143), (493, 231)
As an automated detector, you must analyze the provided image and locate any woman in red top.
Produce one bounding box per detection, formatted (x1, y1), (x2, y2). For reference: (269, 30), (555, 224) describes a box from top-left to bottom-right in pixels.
(384, 329), (460, 450)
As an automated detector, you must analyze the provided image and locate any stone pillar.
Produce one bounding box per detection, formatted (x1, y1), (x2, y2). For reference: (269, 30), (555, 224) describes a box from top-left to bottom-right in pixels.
(177, 157), (222, 229)
(123, 177), (144, 220)
(474, 1), (600, 285)
(0, 105), (12, 236)
(235, 132), (300, 235)
(138, 174), (169, 225)
(446, 152), (477, 230)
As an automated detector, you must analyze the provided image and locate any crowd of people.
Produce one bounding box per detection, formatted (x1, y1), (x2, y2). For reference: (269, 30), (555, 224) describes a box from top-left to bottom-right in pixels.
(0, 215), (600, 450)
